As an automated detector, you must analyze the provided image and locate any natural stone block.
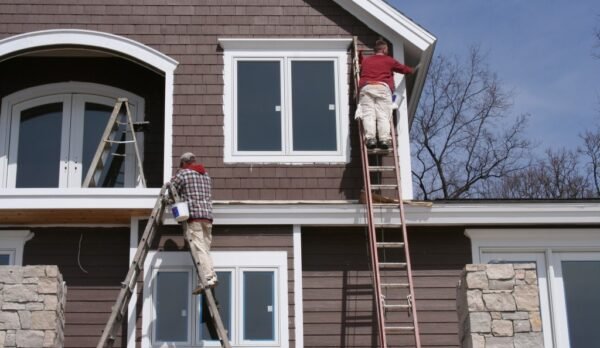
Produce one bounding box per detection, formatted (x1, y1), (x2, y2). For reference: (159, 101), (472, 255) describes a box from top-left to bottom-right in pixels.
(525, 271), (538, 285)
(466, 264), (487, 272)
(18, 311), (31, 329)
(466, 272), (488, 289)
(469, 312), (491, 333)
(470, 334), (485, 348)
(0, 312), (21, 330)
(0, 268), (23, 284)
(5, 331), (16, 347)
(3, 284), (38, 303)
(514, 332), (543, 348)
(483, 293), (516, 311)
(22, 277), (40, 284)
(492, 319), (513, 337)
(513, 263), (536, 270)
(491, 312), (501, 319)
(31, 311), (57, 330)
(489, 279), (514, 290)
(514, 319), (531, 332)
(502, 312), (529, 320)
(514, 285), (539, 311)
(0, 331), (5, 347)
(43, 331), (56, 347)
(530, 312), (542, 332)
(25, 303), (45, 311)
(3, 303), (26, 311)
(16, 330), (44, 347)
(45, 266), (59, 278)
(515, 269), (526, 279)
(38, 278), (58, 294)
(486, 336), (514, 348)
(467, 290), (485, 311)
(486, 264), (514, 280)
(23, 266), (46, 278)
(44, 295), (59, 311)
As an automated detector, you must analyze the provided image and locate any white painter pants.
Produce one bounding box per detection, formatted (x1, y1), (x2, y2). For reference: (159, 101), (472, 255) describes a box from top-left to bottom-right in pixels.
(186, 220), (217, 282)
(356, 84), (393, 141)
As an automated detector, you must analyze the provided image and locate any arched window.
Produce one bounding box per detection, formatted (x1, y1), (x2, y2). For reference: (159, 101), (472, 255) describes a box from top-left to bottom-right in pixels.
(0, 82), (145, 188)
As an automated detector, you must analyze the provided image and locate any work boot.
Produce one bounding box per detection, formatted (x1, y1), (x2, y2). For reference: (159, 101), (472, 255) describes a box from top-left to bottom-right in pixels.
(378, 139), (392, 150)
(365, 138), (377, 149)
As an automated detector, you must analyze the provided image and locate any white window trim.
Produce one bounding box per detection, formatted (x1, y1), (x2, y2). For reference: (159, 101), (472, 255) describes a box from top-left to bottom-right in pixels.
(0, 29), (178, 183)
(0, 230), (34, 265)
(0, 82), (145, 188)
(142, 250), (289, 348)
(467, 228), (600, 348)
(220, 38), (351, 164)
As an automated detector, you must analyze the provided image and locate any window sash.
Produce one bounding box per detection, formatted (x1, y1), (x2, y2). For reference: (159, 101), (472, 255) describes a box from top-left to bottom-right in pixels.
(0, 250), (15, 265)
(152, 268), (193, 345)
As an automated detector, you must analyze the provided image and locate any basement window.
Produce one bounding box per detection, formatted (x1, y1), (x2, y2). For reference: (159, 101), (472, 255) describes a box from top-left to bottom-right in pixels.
(219, 38), (351, 163)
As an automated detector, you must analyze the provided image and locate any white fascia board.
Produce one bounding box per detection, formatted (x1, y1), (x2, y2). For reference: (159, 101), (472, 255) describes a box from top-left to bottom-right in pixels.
(218, 38), (352, 51)
(333, 0), (436, 52)
(0, 189), (161, 209)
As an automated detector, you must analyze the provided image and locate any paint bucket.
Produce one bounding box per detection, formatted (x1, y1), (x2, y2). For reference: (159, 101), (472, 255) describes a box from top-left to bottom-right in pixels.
(171, 202), (190, 222)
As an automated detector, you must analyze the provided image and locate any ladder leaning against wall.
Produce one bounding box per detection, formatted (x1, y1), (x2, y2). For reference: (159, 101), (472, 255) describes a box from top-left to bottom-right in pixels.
(352, 36), (422, 348)
(96, 182), (232, 348)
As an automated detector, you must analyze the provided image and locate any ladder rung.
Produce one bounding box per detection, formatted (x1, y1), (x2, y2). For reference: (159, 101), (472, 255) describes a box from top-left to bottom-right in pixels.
(377, 242), (405, 248)
(367, 148), (391, 155)
(373, 223), (402, 228)
(369, 166), (395, 172)
(385, 326), (415, 331)
(384, 303), (410, 310)
(382, 283), (410, 288)
(371, 184), (397, 189)
(111, 153), (126, 157)
(372, 203), (398, 207)
(379, 262), (407, 269)
(105, 140), (135, 144)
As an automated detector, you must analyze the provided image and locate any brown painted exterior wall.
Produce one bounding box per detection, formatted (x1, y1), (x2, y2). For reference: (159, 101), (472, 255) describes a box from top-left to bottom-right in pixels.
(302, 226), (471, 347)
(0, 0), (385, 200)
(21, 227), (130, 348)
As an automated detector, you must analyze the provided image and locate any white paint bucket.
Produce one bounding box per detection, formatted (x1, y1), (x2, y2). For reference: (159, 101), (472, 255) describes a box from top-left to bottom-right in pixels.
(171, 202), (190, 222)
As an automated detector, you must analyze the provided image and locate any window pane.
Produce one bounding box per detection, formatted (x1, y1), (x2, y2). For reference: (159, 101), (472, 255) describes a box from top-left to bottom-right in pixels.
(155, 272), (189, 342)
(237, 61), (281, 151)
(243, 271), (275, 340)
(198, 271), (231, 341)
(291, 61), (337, 151)
(0, 254), (10, 265)
(562, 261), (600, 348)
(83, 103), (125, 188)
(16, 103), (63, 188)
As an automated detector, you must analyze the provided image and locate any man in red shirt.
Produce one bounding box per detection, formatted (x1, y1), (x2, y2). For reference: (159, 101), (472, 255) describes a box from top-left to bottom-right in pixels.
(356, 39), (415, 149)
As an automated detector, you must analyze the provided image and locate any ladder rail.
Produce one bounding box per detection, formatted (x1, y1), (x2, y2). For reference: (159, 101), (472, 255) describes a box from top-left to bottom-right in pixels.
(353, 37), (387, 348)
(123, 100), (147, 187)
(389, 117), (422, 347)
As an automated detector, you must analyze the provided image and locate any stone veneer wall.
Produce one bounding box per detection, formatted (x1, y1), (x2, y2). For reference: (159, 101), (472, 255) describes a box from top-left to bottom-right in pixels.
(457, 264), (543, 348)
(0, 266), (66, 348)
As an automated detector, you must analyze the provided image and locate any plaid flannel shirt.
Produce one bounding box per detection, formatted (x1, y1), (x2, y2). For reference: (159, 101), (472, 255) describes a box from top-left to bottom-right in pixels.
(170, 168), (213, 221)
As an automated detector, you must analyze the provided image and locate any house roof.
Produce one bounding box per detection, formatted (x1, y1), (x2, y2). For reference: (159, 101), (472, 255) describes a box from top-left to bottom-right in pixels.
(332, 0), (437, 122)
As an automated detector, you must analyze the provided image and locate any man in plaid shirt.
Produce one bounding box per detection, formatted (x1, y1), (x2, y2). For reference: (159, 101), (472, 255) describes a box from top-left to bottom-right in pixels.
(171, 152), (217, 293)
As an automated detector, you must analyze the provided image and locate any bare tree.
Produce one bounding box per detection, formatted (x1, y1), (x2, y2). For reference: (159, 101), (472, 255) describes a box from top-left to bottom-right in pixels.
(484, 148), (591, 199)
(580, 127), (600, 196)
(411, 47), (531, 199)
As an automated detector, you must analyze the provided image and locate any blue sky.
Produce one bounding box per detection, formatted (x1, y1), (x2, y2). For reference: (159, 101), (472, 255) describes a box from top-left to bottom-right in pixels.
(389, 0), (600, 152)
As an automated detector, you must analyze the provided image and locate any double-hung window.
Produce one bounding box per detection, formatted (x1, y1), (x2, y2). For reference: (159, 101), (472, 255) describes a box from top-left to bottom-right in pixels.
(220, 38), (351, 163)
(143, 251), (289, 347)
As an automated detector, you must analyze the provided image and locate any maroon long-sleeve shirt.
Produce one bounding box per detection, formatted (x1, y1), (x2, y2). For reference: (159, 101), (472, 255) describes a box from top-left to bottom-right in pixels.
(358, 53), (413, 92)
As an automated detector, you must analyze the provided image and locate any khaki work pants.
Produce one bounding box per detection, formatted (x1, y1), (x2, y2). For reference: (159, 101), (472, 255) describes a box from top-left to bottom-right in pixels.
(357, 84), (393, 141)
(186, 220), (217, 283)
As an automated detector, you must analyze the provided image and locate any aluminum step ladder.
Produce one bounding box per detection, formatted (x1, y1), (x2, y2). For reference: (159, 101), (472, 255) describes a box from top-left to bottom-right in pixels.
(96, 183), (232, 348)
(352, 37), (422, 348)
(83, 98), (147, 188)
